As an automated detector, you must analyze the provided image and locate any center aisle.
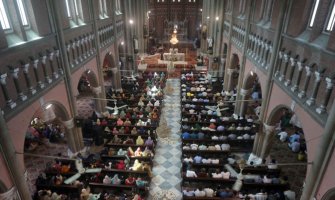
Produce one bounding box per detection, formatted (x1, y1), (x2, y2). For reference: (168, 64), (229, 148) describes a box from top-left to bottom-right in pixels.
(148, 78), (183, 200)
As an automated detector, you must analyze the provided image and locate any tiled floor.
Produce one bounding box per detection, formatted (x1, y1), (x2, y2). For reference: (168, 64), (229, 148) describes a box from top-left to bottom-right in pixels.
(148, 79), (183, 200)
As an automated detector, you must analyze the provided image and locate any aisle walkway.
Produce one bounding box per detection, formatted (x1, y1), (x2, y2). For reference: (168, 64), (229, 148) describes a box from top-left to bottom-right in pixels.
(149, 79), (183, 200)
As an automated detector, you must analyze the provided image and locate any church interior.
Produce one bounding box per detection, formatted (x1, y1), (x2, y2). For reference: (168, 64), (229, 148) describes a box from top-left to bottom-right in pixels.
(0, 0), (335, 199)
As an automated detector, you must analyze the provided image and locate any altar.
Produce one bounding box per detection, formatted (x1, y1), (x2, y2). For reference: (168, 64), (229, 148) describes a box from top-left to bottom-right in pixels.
(163, 52), (185, 61)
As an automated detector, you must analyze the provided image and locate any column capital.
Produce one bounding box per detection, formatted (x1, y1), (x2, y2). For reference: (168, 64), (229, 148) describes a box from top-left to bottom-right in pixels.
(0, 73), (7, 85)
(263, 123), (275, 135)
(297, 61), (304, 71)
(39, 54), (47, 64)
(21, 63), (30, 73)
(283, 53), (289, 62)
(305, 65), (313, 76)
(63, 118), (75, 129)
(289, 57), (296, 66)
(314, 71), (323, 82)
(325, 77), (335, 89)
(9, 67), (19, 78)
(278, 51), (284, 59)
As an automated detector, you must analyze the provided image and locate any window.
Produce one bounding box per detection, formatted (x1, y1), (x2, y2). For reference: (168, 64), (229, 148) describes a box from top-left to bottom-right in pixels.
(115, 0), (122, 15)
(0, 0), (10, 29)
(326, 3), (335, 31)
(16, 0), (28, 26)
(65, 0), (71, 18)
(99, 0), (107, 18)
(309, 0), (320, 27)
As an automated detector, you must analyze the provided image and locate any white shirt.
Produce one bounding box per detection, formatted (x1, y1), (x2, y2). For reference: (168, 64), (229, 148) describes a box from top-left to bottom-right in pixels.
(194, 189), (206, 197)
(284, 190), (296, 200)
(278, 131), (288, 142)
(255, 192), (267, 200)
(204, 188), (214, 197)
(186, 170), (197, 178)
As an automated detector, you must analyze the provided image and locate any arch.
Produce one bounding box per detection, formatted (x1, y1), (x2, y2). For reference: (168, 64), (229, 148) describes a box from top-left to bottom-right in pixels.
(266, 104), (291, 126)
(103, 52), (116, 69)
(0, 180), (7, 193)
(32, 100), (70, 122)
(242, 71), (260, 91)
(77, 70), (99, 95)
(228, 53), (240, 69)
(321, 188), (335, 200)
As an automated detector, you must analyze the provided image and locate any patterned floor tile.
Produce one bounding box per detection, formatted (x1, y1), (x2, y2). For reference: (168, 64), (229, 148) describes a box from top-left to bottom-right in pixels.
(149, 79), (182, 200)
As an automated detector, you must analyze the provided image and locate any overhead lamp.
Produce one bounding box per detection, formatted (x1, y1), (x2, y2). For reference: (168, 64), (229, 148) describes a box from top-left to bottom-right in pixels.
(129, 19), (134, 24)
(250, 71), (254, 76)
(215, 16), (219, 21)
(45, 104), (52, 109)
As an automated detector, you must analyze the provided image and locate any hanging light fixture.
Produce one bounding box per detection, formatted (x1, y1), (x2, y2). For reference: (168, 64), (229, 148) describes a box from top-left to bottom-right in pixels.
(170, 28), (179, 45)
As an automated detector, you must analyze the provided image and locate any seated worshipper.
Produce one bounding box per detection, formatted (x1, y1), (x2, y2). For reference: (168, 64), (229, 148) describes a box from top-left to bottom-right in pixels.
(228, 123), (236, 131)
(217, 125), (225, 131)
(193, 155), (203, 164)
(119, 127), (125, 134)
(194, 188), (206, 197)
(123, 136), (134, 144)
(198, 168), (208, 177)
(111, 174), (121, 185)
(111, 135), (122, 144)
(142, 147), (154, 157)
(183, 188), (195, 197)
(123, 118), (132, 126)
(278, 128), (288, 142)
(204, 188), (214, 197)
(284, 189), (296, 200)
(236, 123), (244, 131)
(112, 127), (119, 135)
(144, 137), (154, 148)
(217, 188), (233, 198)
(186, 169), (198, 177)
(263, 174), (273, 183)
(289, 139), (301, 153)
(221, 143), (231, 151)
(289, 131), (301, 144)
(222, 170), (230, 179)
(255, 190), (268, 200)
(136, 136), (144, 145)
(212, 169), (223, 178)
(103, 175), (112, 184)
(228, 133), (237, 140)
(134, 147), (143, 157)
(116, 118), (124, 126)
(181, 132), (190, 139)
(268, 159), (278, 170)
(131, 127), (138, 135)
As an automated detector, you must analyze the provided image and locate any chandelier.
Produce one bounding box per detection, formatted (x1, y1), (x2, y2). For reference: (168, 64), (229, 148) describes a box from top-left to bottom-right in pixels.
(170, 28), (179, 45)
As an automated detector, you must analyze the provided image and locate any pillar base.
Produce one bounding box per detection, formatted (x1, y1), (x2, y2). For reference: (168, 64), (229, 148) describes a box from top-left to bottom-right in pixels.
(316, 106), (326, 114)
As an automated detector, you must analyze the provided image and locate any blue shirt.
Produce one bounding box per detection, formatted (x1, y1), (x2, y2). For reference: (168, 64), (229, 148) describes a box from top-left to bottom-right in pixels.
(182, 132), (190, 139)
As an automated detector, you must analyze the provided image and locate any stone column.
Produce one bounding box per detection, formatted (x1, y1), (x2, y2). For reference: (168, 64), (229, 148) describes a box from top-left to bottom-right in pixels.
(306, 70), (324, 106)
(284, 56), (296, 86)
(9, 67), (27, 101)
(71, 40), (79, 65)
(226, 68), (236, 92)
(258, 40), (265, 64)
(290, 60), (304, 92)
(0, 73), (16, 109)
(298, 65), (313, 98)
(66, 43), (74, 68)
(262, 43), (269, 68)
(265, 45), (272, 70)
(54, 48), (64, 75)
(31, 58), (45, 89)
(278, 53), (289, 82)
(0, 109), (31, 199)
(62, 118), (80, 152)
(92, 86), (104, 114)
(47, 50), (59, 79)
(21, 62), (36, 95)
(39, 53), (52, 84)
(239, 88), (251, 117)
(274, 50), (284, 77)
(260, 123), (276, 158)
(248, 34), (255, 55)
(316, 76), (335, 114)
(252, 36), (258, 58)
(75, 38), (83, 62)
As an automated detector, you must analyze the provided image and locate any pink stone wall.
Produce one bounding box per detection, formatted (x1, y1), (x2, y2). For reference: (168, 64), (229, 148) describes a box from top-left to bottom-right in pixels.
(0, 155), (12, 188)
(2, 83), (71, 187)
(266, 84), (324, 176)
(317, 154), (335, 199)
